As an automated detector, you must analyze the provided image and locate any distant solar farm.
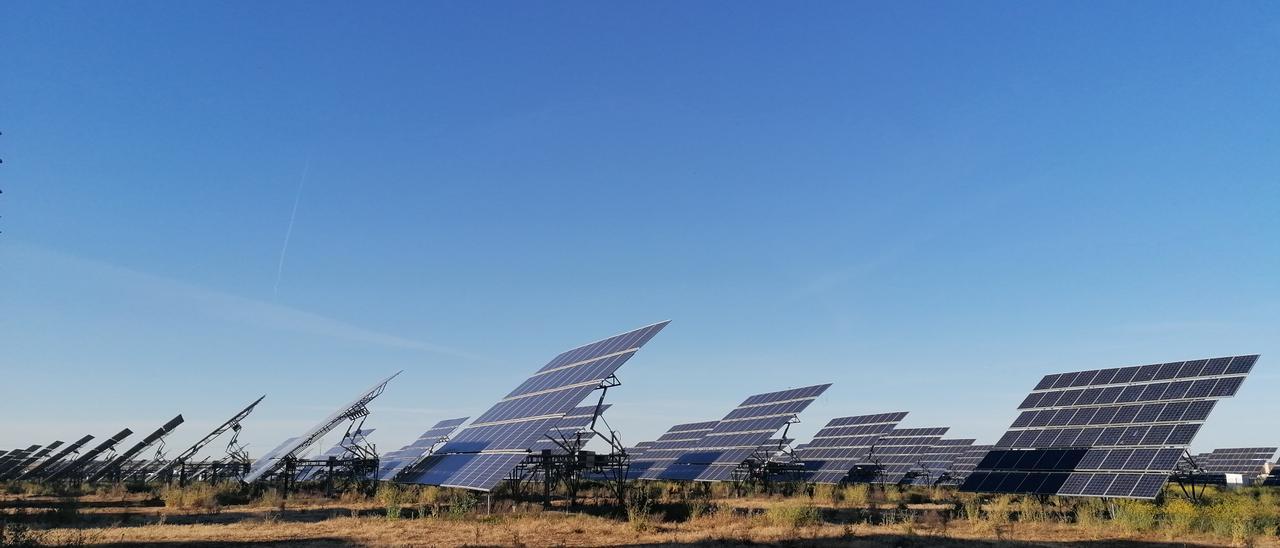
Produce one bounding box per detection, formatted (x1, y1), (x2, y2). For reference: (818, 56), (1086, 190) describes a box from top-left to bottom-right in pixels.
(1, 321), (1271, 506)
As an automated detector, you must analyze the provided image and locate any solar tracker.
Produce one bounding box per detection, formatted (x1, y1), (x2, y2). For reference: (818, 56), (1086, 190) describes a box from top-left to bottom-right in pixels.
(377, 418), (468, 481)
(0, 445), (41, 479)
(88, 415), (185, 483)
(632, 421), (719, 480)
(862, 427), (950, 484)
(48, 428), (133, 481)
(961, 354), (1260, 499)
(659, 384), (831, 482)
(529, 404), (612, 453)
(939, 445), (993, 486)
(244, 372), (399, 484)
(402, 321), (668, 491)
(907, 438), (974, 485)
(1190, 447), (1276, 476)
(295, 428), (376, 481)
(799, 412), (909, 484)
(148, 395), (265, 482)
(0, 442), (64, 481)
(17, 435), (94, 480)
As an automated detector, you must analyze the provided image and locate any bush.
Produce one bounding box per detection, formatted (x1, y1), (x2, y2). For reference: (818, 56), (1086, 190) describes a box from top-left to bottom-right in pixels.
(625, 490), (657, 533)
(764, 503), (822, 528)
(376, 484), (407, 521)
(1160, 496), (1199, 537)
(1112, 499), (1158, 535)
(158, 483), (232, 512)
(252, 488), (285, 509)
(841, 484), (870, 507)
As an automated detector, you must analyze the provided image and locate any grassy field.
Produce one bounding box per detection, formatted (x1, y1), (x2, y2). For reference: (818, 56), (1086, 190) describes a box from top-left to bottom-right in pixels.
(4, 481), (1280, 546)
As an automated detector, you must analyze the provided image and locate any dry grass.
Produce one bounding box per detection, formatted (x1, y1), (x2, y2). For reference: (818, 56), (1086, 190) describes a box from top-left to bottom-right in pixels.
(4, 484), (1280, 546)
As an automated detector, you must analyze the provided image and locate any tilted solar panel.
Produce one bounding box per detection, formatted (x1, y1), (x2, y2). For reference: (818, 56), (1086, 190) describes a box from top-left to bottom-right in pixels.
(961, 354), (1260, 499)
(377, 418), (468, 481)
(863, 427), (950, 484)
(401, 321), (669, 491)
(16, 435), (94, 481)
(1191, 447), (1276, 476)
(907, 438), (974, 485)
(243, 372), (399, 484)
(659, 384), (831, 482)
(632, 421), (719, 480)
(799, 412), (908, 484)
(940, 445), (993, 486)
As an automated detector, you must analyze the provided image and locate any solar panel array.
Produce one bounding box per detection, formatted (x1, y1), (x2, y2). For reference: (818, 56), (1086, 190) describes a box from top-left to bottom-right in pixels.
(0, 445), (42, 479)
(907, 439), (975, 485)
(1192, 447), (1277, 476)
(377, 418), (468, 481)
(402, 322), (668, 491)
(961, 354), (1259, 499)
(939, 445), (993, 486)
(17, 435), (94, 480)
(863, 427), (949, 484)
(632, 421), (718, 480)
(799, 412), (908, 484)
(48, 428), (133, 481)
(658, 384), (831, 482)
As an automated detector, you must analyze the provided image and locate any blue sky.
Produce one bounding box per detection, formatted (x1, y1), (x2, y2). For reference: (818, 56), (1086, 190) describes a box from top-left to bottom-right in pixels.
(2, 2), (1278, 459)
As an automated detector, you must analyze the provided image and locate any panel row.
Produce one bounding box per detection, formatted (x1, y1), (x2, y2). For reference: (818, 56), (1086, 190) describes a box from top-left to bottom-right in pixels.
(1012, 400), (1215, 428)
(1020, 377), (1243, 410)
(962, 471), (1169, 499)
(825, 412), (909, 427)
(978, 448), (1181, 473)
(1033, 355), (1256, 391)
(995, 423), (1200, 449)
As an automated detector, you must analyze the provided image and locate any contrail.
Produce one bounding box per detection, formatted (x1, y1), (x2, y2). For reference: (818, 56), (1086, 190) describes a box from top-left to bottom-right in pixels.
(273, 160), (310, 300)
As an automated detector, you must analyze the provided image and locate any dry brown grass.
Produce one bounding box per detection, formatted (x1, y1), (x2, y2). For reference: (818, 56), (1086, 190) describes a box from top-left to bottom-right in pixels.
(4, 490), (1280, 547)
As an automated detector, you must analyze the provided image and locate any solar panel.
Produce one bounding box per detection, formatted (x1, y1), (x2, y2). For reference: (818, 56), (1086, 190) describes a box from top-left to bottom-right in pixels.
(377, 417), (468, 481)
(243, 372), (399, 484)
(961, 354), (1259, 499)
(799, 412), (908, 484)
(631, 421), (719, 480)
(401, 321), (669, 491)
(0, 445), (41, 479)
(1191, 447), (1277, 476)
(940, 445), (993, 486)
(48, 428), (133, 481)
(147, 395), (265, 482)
(658, 384), (831, 482)
(16, 435), (94, 481)
(863, 427), (950, 484)
(88, 415), (185, 483)
(907, 438), (975, 485)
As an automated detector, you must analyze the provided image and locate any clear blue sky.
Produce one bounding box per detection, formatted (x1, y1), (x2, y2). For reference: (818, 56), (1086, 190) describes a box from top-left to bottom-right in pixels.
(2, 2), (1278, 459)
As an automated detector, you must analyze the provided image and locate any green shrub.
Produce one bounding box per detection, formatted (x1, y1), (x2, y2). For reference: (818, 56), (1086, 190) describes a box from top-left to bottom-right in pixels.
(377, 483), (407, 520)
(1112, 499), (1158, 535)
(1160, 496), (1199, 537)
(764, 503), (822, 528)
